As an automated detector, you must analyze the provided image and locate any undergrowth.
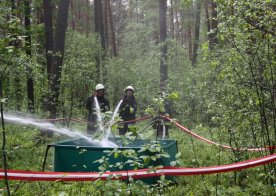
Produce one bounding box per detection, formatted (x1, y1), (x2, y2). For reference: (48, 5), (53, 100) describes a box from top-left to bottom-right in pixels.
(0, 122), (275, 195)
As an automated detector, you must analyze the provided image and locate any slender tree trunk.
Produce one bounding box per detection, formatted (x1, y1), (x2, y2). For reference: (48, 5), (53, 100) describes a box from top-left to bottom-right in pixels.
(43, 0), (53, 80)
(104, 0), (109, 47)
(170, 0), (174, 39)
(183, 5), (194, 61)
(0, 77), (10, 195)
(175, 3), (180, 42)
(209, 0), (218, 49)
(107, 0), (117, 56)
(159, 0), (168, 91)
(70, 0), (75, 30)
(85, 0), (90, 36)
(94, 0), (106, 83)
(24, 0), (35, 113)
(191, 0), (201, 67)
(94, 0), (105, 49)
(129, 0), (133, 22)
(77, 0), (81, 32)
(205, 1), (211, 48)
(10, 0), (22, 111)
(48, 0), (70, 118)
(190, 0), (202, 122)
(187, 28), (193, 60)
(136, 0), (139, 23)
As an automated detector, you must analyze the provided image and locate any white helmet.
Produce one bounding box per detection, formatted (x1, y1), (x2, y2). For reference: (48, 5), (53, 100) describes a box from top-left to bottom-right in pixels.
(125, 85), (134, 92)
(95, 83), (105, 91)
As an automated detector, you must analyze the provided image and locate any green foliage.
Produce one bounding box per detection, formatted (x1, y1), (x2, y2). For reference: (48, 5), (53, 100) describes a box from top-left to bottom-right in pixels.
(92, 139), (178, 194)
(106, 21), (161, 110)
(201, 0), (276, 149)
(145, 91), (180, 116)
(58, 30), (101, 117)
(1, 117), (275, 195)
(1, 0), (276, 194)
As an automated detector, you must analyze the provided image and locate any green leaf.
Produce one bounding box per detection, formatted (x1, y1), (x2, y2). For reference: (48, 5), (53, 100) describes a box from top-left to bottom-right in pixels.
(175, 152), (182, 159)
(114, 152), (119, 159)
(167, 92), (180, 100)
(170, 161), (177, 166)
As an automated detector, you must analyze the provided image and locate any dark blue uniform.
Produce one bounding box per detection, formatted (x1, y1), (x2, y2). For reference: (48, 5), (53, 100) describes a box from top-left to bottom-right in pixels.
(85, 96), (109, 134)
(118, 95), (137, 135)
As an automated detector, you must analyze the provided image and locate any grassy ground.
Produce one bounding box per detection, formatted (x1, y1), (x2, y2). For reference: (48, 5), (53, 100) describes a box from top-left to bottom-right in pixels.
(0, 120), (275, 195)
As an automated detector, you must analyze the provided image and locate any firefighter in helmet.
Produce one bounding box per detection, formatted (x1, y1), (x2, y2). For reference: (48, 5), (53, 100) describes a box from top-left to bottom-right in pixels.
(85, 84), (110, 135)
(118, 86), (137, 135)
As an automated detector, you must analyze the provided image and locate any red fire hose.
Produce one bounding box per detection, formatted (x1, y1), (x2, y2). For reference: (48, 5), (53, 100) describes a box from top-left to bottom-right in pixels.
(0, 153), (275, 181)
(47, 115), (275, 151)
(163, 116), (276, 151)
(1, 116), (275, 182)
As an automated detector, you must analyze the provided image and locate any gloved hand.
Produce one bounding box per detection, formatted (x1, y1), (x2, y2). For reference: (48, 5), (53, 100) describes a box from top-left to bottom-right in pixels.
(129, 107), (134, 113)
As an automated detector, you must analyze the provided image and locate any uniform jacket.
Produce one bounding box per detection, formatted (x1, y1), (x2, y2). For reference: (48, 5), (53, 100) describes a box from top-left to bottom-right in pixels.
(85, 95), (110, 122)
(119, 95), (137, 122)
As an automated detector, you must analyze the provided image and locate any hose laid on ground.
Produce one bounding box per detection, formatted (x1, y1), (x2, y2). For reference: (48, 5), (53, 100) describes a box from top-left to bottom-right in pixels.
(163, 116), (276, 151)
(0, 153), (275, 181)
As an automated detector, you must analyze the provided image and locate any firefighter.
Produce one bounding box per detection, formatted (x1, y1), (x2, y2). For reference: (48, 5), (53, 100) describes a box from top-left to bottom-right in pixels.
(118, 86), (137, 135)
(85, 84), (110, 135)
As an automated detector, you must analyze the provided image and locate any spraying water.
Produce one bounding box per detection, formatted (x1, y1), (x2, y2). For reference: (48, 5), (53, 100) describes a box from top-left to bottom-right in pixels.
(103, 99), (123, 142)
(93, 96), (118, 147)
(93, 96), (105, 133)
(0, 113), (117, 147)
(162, 120), (166, 139)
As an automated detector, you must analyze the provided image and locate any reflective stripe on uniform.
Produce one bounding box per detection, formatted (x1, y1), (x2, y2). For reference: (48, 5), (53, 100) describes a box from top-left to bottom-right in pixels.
(128, 124), (136, 132)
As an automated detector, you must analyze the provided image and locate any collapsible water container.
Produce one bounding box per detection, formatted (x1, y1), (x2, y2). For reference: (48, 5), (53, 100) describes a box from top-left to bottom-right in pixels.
(52, 138), (178, 183)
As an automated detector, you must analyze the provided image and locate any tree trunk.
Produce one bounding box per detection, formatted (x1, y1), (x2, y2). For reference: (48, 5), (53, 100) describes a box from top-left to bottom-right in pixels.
(10, 0), (22, 111)
(85, 0), (90, 36)
(205, 1), (211, 48)
(187, 27), (193, 61)
(69, 0), (75, 30)
(104, 0), (109, 47)
(48, 0), (70, 118)
(43, 0), (54, 80)
(94, 0), (106, 83)
(0, 76), (10, 196)
(170, 0), (174, 39)
(94, 0), (105, 49)
(209, 0), (218, 49)
(24, 0), (35, 113)
(159, 0), (168, 91)
(191, 0), (201, 67)
(182, 5), (194, 61)
(107, 0), (117, 56)
(94, 0), (105, 82)
(175, 2), (180, 42)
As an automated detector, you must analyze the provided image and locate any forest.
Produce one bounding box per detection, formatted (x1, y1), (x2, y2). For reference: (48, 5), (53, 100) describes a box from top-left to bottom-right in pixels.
(0, 0), (276, 195)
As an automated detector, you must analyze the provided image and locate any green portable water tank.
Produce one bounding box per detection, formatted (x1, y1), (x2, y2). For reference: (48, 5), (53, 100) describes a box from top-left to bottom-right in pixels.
(52, 138), (178, 183)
